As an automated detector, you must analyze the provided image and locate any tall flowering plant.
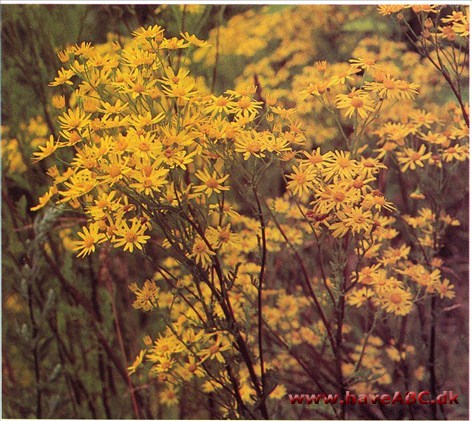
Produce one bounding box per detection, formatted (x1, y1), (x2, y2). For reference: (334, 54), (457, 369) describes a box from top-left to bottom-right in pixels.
(33, 5), (468, 418)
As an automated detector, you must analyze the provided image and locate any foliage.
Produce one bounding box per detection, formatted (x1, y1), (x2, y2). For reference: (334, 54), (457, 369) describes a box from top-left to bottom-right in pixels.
(2, 4), (469, 420)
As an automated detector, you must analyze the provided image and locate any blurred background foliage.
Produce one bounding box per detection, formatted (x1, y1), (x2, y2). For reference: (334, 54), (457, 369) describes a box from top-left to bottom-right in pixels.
(2, 4), (468, 419)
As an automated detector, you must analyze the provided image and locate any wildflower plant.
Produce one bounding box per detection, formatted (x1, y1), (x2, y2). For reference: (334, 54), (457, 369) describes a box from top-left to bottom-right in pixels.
(23, 4), (470, 420)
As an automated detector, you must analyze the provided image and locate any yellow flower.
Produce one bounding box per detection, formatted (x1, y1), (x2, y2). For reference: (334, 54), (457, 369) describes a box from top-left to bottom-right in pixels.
(73, 223), (107, 258)
(377, 5), (408, 16)
(112, 219), (150, 252)
(362, 191), (395, 212)
(347, 287), (374, 307)
(234, 130), (266, 160)
(205, 94), (236, 117)
(30, 187), (55, 211)
(180, 32), (210, 47)
(379, 287), (413, 316)
(128, 350), (146, 374)
(314, 182), (358, 214)
(231, 95), (263, 119)
(442, 144), (468, 162)
(58, 108), (91, 132)
(49, 67), (75, 86)
(194, 169), (230, 197)
(197, 333), (232, 363)
(129, 279), (160, 311)
(178, 355), (206, 381)
(52, 95), (66, 109)
(331, 207), (374, 237)
(365, 75), (419, 100)
(436, 279), (455, 299)
(132, 24), (164, 41)
(31, 135), (58, 163)
(336, 89), (376, 119)
(206, 224), (240, 252)
(397, 144), (432, 172)
(158, 386), (179, 407)
(322, 150), (359, 181)
(286, 164), (317, 197)
(189, 239), (215, 267)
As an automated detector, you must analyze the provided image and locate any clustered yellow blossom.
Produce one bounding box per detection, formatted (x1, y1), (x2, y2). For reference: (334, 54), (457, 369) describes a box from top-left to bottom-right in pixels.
(27, 10), (468, 416)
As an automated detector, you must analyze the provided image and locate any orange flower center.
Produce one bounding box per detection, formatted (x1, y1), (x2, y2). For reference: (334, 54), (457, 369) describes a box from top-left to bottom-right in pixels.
(143, 166), (153, 177)
(84, 236), (95, 248)
(109, 165), (121, 178)
(209, 343), (220, 355)
(133, 83), (145, 93)
(383, 78), (396, 89)
(205, 178), (220, 189)
(125, 231), (138, 243)
(216, 97), (228, 106)
(161, 361), (171, 370)
(337, 157), (351, 168)
(309, 154), (323, 164)
(389, 292), (403, 305)
(194, 241), (207, 253)
(350, 97), (364, 108)
(139, 142), (150, 151)
(333, 191), (346, 202)
(295, 173), (307, 184)
(237, 98), (251, 109)
(353, 214), (366, 224)
(96, 199), (108, 209)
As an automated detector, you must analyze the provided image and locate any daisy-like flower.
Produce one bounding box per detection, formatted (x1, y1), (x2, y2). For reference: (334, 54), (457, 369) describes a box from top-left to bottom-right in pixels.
(206, 224), (240, 252)
(346, 287), (375, 307)
(197, 333), (232, 363)
(31, 135), (58, 163)
(314, 182), (358, 214)
(132, 24), (165, 41)
(329, 65), (361, 85)
(234, 130), (266, 160)
(300, 79), (334, 98)
(377, 5), (407, 15)
(30, 187), (56, 211)
(435, 279), (455, 299)
(331, 206), (374, 237)
(189, 238), (215, 267)
(322, 150), (359, 181)
(335, 89), (376, 119)
(194, 169), (230, 197)
(377, 244), (411, 265)
(300, 147), (325, 169)
(73, 223), (107, 258)
(230, 95), (264, 119)
(112, 219), (150, 252)
(129, 279), (160, 311)
(362, 191), (395, 212)
(49, 67), (75, 86)
(442, 144), (469, 162)
(180, 31), (210, 47)
(127, 350), (146, 375)
(397, 144), (432, 172)
(58, 108), (91, 132)
(179, 355), (206, 381)
(364, 75), (418, 100)
(204, 95), (236, 117)
(379, 287), (413, 316)
(286, 164), (317, 197)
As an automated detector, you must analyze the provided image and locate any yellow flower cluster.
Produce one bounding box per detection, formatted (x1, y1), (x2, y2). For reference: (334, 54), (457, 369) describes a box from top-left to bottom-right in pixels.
(29, 11), (468, 416)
